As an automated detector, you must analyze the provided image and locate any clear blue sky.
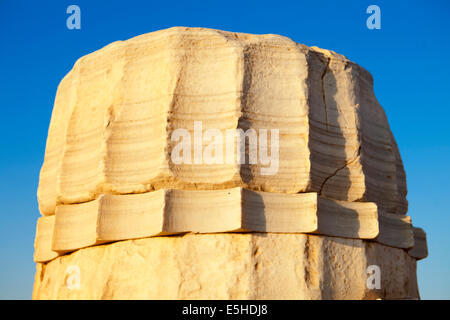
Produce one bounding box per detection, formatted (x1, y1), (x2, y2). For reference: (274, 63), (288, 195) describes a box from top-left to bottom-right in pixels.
(0, 0), (449, 299)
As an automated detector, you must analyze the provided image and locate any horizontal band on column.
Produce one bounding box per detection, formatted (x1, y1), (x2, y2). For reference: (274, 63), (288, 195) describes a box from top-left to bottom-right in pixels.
(33, 187), (426, 263)
(376, 212), (414, 249)
(407, 227), (428, 260)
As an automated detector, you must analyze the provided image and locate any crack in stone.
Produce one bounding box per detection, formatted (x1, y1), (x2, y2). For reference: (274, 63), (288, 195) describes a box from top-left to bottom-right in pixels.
(318, 146), (361, 195)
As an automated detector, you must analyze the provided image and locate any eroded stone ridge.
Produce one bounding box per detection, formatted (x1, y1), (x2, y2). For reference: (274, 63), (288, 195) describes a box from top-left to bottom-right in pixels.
(34, 188), (382, 262)
(33, 233), (420, 300)
(34, 187), (425, 263)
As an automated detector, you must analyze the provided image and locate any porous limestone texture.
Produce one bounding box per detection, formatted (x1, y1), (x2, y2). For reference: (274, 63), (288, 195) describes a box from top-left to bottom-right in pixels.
(32, 233), (419, 300)
(33, 27), (428, 300)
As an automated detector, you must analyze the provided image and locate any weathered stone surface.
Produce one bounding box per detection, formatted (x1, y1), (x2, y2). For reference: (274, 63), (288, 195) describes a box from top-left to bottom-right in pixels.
(33, 215), (58, 263)
(32, 233), (419, 300)
(408, 228), (428, 260)
(35, 188), (383, 262)
(33, 27), (428, 300)
(376, 212), (414, 249)
(37, 27), (407, 216)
